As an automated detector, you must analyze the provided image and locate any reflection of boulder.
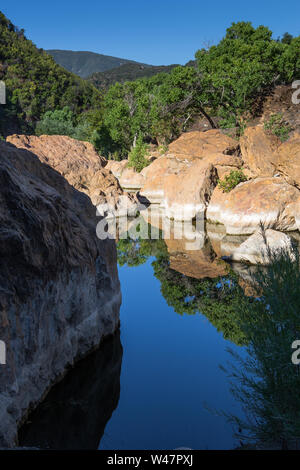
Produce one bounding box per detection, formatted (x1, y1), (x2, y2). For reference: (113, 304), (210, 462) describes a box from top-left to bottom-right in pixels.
(224, 229), (294, 265)
(19, 332), (123, 450)
(165, 237), (228, 279)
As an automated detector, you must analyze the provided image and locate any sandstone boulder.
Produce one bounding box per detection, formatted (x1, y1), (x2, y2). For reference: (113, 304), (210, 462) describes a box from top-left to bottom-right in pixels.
(162, 160), (218, 220)
(240, 126), (280, 177)
(105, 159), (128, 179)
(119, 166), (145, 191)
(276, 133), (300, 187)
(207, 177), (300, 234)
(7, 135), (137, 216)
(139, 155), (191, 204)
(168, 129), (239, 159)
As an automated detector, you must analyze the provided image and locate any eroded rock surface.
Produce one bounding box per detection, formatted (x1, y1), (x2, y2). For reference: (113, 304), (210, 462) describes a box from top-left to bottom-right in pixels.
(240, 126), (280, 177)
(162, 160), (218, 220)
(168, 129), (240, 159)
(6, 135), (137, 216)
(207, 177), (299, 234)
(0, 140), (121, 447)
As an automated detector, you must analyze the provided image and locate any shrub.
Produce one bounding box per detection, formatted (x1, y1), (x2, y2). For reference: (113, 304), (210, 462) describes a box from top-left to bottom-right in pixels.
(35, 107), (75, 136)
(219, 230), (300, 449)
(264, 113), (292, 142)
(218, 170), (247, 192)
(128, 135), (149, 172)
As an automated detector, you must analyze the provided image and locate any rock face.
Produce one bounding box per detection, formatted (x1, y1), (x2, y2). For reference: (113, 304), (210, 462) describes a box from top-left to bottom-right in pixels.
(168, 129), (240, 159)
(207, 177), (299, 234)
(6, 135), (137, 216)
(119, 167), (145, 191)
(0, 140), (121, 447)
(276, 133), (300, 188)
(140, 155), (190, 204)
(162, 160), (218, 220)
(227, 229), (294, 264)
(240, 126), (280, 177)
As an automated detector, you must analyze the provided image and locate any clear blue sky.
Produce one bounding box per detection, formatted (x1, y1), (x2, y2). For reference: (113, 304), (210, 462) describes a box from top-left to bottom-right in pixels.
(2, 0), (299, 65)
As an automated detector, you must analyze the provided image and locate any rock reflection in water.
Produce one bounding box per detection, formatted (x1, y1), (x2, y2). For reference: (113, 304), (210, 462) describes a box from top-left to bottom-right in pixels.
(18, 332), (122, 450)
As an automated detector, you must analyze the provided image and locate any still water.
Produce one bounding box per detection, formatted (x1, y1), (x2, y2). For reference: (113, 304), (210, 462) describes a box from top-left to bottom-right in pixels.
(19, 231), (246, 450)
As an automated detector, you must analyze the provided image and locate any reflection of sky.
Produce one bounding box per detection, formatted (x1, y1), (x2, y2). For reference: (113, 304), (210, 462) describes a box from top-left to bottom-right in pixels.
(100, 257), (246, 450)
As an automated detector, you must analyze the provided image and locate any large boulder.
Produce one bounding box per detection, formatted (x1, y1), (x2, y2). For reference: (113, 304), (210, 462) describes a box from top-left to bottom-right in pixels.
(276, 133), (300, 187)
(227, 229), (294, 264)
(119, 167), (145, 191)
(7, 135), (137, 216)
(139, 155), (191, 204)
(162, 160), (218, 220)
(168, 129), (239, 159)
(207, 177), (300, 234)
(0, 140), (121, 447)
(240, 126), (280, 177)
(105, 159), (128, 179)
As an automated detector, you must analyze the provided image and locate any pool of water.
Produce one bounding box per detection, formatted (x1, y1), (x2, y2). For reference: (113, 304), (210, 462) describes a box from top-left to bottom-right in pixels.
(99, 256), (244, 450)
(19, 231), (247, 450)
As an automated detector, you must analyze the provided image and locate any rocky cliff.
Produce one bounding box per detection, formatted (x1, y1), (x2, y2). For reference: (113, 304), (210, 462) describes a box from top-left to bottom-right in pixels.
(0, 140), (121, 447)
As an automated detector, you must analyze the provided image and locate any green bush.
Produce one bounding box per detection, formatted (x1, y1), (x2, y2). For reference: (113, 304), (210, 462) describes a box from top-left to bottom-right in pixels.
(219, 233), (300, 449)
(218, 170), (247, 192)
(35, 107), (75, 136)
(264, 113), (292, 142)
(128, 135), (149, 172)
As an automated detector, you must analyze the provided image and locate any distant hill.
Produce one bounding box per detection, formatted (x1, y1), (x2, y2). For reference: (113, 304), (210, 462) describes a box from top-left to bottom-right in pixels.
(88, 62), (179, 90)
(47, 49), (143, 78)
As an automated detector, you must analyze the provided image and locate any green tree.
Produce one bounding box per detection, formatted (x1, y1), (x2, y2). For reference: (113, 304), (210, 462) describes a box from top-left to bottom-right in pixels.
(195, 22), (300, 129)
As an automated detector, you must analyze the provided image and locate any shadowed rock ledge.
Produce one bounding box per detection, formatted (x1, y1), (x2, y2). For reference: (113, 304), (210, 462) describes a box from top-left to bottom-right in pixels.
(0, 140), (121, 447)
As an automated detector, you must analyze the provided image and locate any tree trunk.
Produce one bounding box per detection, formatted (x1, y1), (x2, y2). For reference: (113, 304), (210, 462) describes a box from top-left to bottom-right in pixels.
(198, 105), (217, 129)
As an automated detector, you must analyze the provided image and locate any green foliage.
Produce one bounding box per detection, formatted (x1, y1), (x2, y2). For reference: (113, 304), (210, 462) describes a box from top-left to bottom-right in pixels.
(219, 238), (300, 449)
(88, 62), (178, 90)
(218, 170), (247, 192)
(36, 107), (75, 136)
(0, 11), (101, 137)
(195, 22), (300, 128)
(264, 113), (292, 142)
(128, 135), (149, 172)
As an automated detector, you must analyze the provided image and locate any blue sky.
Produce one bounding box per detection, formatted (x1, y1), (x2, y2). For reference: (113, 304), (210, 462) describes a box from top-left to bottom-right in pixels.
(2, 0), (300, 65)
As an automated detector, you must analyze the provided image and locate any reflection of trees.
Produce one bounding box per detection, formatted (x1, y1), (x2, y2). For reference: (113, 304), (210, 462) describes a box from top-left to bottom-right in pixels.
(117, 234), (248, 346)
(220, 246), (300, 449)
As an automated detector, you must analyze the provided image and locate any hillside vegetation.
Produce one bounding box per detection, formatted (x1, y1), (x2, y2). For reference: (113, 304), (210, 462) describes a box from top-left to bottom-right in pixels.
(47, 49), (142, 78)
(0, 12), (299, 163)
(88, 62), (179, 90)
(0, 12), (101, 137)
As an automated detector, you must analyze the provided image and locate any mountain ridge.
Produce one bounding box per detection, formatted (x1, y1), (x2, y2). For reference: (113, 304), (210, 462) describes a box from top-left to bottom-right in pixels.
(47, 49), (146, 78)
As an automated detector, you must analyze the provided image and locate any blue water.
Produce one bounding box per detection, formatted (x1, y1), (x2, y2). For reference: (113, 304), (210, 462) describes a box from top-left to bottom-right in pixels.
(99, 256), (244, 450)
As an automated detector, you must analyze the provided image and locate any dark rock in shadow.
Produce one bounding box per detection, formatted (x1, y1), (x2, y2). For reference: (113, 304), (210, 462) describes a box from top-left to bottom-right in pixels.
(18, 331), (123, 450)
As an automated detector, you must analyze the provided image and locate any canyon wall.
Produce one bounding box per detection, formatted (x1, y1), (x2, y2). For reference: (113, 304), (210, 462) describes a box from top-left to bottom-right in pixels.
(0, 140), (121, 447)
